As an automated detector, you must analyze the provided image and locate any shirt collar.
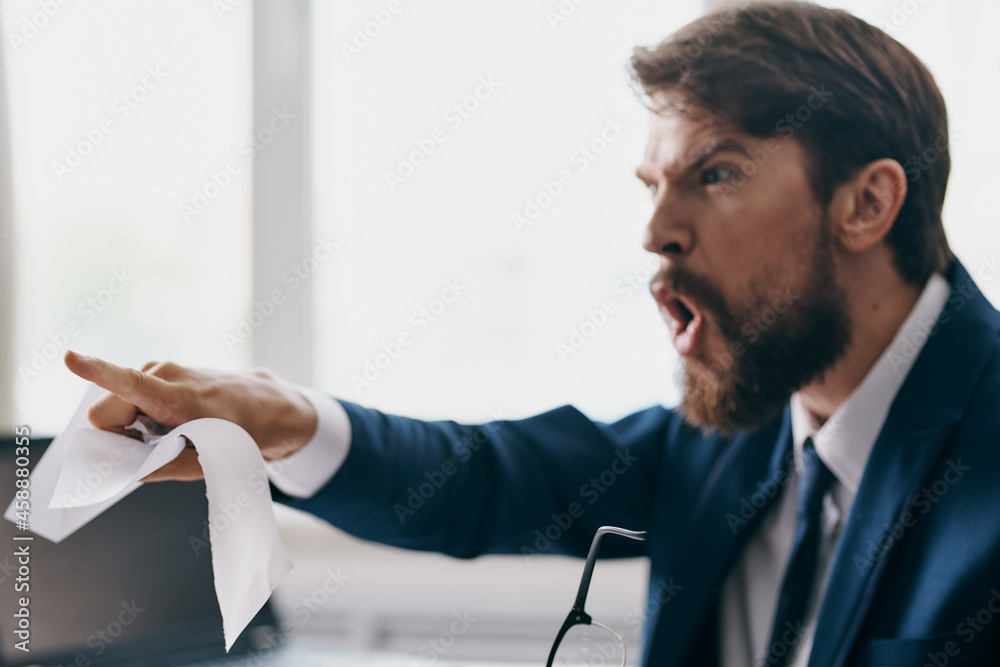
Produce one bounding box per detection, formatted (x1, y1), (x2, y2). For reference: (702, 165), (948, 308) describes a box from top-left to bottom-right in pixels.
(789, 272), (951, 496)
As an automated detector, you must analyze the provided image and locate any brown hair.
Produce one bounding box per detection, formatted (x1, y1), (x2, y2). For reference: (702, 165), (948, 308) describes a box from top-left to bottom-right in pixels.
(629, 0), (953, 285)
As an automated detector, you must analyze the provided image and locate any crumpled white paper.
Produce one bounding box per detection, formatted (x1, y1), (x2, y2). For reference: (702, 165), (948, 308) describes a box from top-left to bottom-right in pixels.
(3, 383), (294, 651)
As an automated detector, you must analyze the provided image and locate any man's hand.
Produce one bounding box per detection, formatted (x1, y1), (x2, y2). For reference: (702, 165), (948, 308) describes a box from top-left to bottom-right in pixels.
(63, 351), (318, 483)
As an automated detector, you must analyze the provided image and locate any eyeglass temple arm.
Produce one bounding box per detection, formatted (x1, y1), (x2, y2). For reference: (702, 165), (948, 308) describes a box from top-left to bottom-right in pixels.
(572, 526), (647, 612)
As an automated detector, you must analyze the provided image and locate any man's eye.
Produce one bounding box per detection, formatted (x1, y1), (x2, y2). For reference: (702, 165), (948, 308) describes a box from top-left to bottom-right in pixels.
(702, 165), (737, 185)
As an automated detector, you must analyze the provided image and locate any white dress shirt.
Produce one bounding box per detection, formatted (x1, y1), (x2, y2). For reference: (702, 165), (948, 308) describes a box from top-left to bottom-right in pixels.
(264, 274), (951, 665)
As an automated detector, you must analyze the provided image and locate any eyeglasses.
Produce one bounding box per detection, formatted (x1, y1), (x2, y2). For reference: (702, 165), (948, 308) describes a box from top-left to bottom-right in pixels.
(546, 526), (648, 667)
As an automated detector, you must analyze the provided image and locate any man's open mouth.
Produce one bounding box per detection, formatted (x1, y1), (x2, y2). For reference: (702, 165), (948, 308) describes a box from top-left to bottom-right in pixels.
(654, 288), (705, 357)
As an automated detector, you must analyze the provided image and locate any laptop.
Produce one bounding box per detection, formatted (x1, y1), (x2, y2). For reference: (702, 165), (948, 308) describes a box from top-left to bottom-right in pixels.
(0, 435), (285, 667)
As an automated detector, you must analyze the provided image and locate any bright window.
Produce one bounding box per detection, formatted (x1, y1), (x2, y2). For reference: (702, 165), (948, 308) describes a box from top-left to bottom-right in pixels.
(310, 1), (704, 424)
(5, 0), (253, 435)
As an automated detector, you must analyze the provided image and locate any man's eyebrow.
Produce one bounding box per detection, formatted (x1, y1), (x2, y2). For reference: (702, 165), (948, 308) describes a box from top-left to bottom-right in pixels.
(684, 138), (752, 174)
(635, 138), (753, 184)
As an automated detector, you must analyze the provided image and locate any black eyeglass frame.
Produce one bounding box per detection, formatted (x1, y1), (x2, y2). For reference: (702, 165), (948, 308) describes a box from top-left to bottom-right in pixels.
(545, 526), (648, 667)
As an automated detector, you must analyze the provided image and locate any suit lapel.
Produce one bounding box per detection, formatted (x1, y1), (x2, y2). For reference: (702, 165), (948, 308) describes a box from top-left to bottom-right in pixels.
(646, 409), (793, 667)
(806, 416), (960, 667)
(807, 261), (1000, 667)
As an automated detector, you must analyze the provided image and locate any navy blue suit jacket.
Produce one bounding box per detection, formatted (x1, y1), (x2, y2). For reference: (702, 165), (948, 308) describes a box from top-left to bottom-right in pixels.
(279, 260), (1000, 666)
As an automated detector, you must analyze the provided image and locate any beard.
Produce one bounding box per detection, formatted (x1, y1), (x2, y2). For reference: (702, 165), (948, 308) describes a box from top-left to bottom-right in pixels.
(658, 218), (852, 434)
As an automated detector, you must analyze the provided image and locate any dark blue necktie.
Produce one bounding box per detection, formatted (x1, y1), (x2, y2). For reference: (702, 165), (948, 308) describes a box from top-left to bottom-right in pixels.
(764, 437), (835, 667)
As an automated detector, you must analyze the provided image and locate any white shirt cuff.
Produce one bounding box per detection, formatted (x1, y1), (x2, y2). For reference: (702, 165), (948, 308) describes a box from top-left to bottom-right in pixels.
(263, 385), (352, 498)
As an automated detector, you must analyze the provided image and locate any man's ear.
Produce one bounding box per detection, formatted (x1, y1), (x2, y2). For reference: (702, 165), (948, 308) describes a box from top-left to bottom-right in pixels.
(830, 158), (907, 252)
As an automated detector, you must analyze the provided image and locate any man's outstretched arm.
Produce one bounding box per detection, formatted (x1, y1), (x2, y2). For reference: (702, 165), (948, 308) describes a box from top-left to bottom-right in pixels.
(63, 350), (671, 559)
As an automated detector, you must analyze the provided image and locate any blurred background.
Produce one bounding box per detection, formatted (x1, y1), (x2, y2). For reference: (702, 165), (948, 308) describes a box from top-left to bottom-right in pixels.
(1, 0), (997, 662)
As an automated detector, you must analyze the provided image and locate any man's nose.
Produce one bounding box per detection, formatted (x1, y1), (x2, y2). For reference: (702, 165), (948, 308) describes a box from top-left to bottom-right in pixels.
(642, 193), (692, 258)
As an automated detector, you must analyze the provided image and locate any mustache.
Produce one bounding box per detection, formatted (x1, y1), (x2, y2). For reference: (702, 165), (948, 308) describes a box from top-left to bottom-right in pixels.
(650, 267), (733, 332)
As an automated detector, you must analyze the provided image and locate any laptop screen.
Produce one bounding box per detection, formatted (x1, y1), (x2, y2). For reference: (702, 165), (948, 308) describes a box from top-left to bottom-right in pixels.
(0, 437), (278, 667)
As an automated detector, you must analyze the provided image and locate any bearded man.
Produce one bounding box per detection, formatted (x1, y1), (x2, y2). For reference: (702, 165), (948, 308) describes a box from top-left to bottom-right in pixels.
(65, 2), (1000, 665)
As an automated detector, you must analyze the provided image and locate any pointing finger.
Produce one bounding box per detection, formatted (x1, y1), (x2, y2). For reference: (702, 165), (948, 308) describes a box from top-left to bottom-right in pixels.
(65, 351), (186, 426)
